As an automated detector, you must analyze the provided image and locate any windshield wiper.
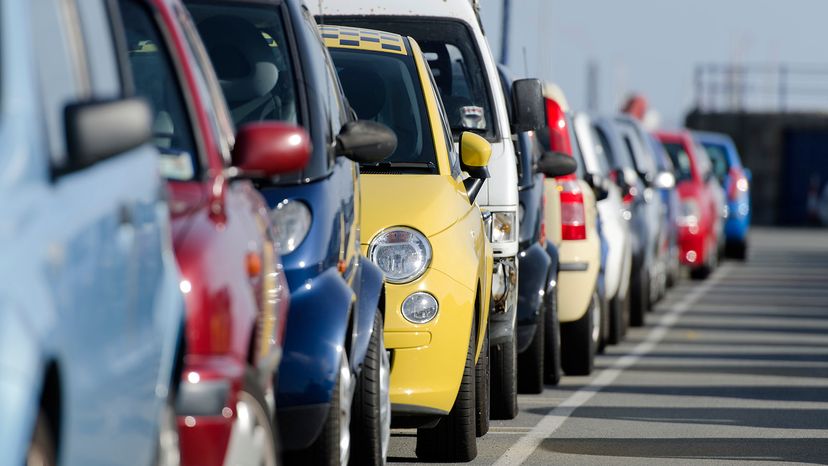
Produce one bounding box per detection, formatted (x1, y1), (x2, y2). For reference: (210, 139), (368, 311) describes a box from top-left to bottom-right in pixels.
(361, 161), (436, 170)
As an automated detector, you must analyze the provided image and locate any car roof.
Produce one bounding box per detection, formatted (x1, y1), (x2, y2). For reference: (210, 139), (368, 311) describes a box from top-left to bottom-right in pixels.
(310, 0), (479, 24)
(319, 25), (408, 55)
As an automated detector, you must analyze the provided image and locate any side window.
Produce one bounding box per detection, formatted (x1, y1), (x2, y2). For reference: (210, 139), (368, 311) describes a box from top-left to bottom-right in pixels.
(31, 0), (86, 165)
(322, 50), (346, 137)
(118, 0), (199, 181)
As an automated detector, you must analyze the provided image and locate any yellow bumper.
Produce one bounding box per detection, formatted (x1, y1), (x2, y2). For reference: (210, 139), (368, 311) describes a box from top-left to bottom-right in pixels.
(557, 233), (600, 323)
(383, 267), (477, 414)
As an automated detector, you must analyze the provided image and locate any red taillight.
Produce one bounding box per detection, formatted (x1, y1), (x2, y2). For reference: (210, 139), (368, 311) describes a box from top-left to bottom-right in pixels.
(559, 180), (586, 240)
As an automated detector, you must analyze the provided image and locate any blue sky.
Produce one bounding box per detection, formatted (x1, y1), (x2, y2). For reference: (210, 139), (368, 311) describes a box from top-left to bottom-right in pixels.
(479, 0), (828, 127)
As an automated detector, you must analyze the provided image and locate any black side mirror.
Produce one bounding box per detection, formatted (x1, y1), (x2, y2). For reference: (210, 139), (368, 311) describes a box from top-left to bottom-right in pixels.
(336, 120), (397, 163)
(586, 173), (610, 201)
(537, 151), (577, 178)
(511, 78), (545, 133)
(61, 97), (152, 175)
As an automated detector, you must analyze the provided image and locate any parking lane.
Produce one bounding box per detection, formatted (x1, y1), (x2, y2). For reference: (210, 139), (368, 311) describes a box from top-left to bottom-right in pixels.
(388, 228), (828, 464)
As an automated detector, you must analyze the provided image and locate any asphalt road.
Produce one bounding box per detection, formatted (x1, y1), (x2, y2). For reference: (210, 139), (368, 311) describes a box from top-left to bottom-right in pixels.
(388, 228), (828, 465)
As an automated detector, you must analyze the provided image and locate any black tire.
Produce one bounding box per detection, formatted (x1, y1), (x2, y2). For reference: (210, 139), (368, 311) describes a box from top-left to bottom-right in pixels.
(629, 268), (649, 327)
(608, 291), (629, 345)
(517, 300), (545, 394)
(727, 240), (748, 260)
(28, 410), (56, 466)
(416, 328), (477, 462)
(474, 322), (490, 437)
(597, 292), (609, 354)
(351, 312), (390, 465)
(285, 355), (349, 466)
(690, 265), (711, 280)
(543, 284), (562, 386)
(489, 335), (518, 420)
(560, 292), (597, 376)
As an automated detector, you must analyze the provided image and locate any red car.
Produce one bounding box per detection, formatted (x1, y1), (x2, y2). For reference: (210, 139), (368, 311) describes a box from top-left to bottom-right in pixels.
(116, 0), (311, 464)
(656, 130), (722, 279)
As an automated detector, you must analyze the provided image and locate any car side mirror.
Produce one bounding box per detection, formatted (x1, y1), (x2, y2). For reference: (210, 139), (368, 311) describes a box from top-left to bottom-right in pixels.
(510, 79), (545, 133)
(460, 131), (491, 203)
(62, 97), (152, 175)
(653, 170), (676, 189)
(586, 173), (610, 201)
(537, 151), (577, 178)
(232, 122), (311, 176)
(336, 120), (397, 164)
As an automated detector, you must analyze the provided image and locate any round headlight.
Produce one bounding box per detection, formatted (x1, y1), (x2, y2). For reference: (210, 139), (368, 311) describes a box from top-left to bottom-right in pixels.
(270, 200), (311, 253)
(401, 292), (439, 324)
(368, 227), (431, 284)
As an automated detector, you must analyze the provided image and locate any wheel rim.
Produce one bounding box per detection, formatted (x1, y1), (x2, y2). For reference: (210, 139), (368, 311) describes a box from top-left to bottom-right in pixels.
(223, 392), (277, 466)
(591, 295), (601, 344)
(157, 400), (180, 466)
(379, 341), (391, 461)
(338, 354), (354, 466)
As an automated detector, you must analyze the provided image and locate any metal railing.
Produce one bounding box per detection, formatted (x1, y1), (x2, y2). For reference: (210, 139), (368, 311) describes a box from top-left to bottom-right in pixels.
(694, 63), (828, 113)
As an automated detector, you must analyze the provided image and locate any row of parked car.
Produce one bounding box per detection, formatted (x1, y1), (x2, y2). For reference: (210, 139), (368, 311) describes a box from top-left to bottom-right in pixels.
(3, 0), (752, 465)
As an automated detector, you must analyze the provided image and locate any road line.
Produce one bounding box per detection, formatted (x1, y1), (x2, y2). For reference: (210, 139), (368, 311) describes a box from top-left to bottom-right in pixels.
(493, 264), (732, 466)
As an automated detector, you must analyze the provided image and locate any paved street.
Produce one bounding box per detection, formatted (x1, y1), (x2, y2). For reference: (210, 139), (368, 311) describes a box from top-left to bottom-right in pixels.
(389, 228), (828, 465)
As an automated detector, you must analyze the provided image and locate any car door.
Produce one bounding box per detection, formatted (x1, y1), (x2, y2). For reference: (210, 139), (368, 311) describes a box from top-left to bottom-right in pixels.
(31, 0), (166, 463)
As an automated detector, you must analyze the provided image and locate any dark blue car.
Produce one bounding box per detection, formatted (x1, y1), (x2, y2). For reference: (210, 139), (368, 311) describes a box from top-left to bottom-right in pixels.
(186, 0), (397, 463)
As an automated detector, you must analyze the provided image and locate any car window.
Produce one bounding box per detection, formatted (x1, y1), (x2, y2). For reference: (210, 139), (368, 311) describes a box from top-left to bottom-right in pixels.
(700, 141), (730, 183)
(119, 0), (199, 181)
(588, 127), (611, 176)
(186, 2), (299, 128)
(331, 17), (497, 141)
(594, 123), (632, 170)
(425, 53), (461, 177)
(661, 141), (694, 182)
(566, 115), (586, 179)
(330, 48), (438, 171)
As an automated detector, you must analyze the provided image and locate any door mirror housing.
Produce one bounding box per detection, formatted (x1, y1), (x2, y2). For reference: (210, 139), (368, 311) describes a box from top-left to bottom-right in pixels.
(61, 97), (152, 175)
(460, 131), (492, 180)
(510, 79), (545, 133)
(653, 170), (676, 189)
(232, 122), (311, 177)
(586, 172), (610, 201)
(336, 120), (397, 163)
(537, 151), (577, 178)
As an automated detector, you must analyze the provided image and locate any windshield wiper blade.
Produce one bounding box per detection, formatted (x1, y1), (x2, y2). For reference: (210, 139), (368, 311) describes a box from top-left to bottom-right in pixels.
(362, 161), (435, 170)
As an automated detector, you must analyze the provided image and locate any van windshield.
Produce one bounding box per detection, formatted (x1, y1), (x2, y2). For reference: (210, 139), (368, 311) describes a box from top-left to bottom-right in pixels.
(326, 17), (497, 141)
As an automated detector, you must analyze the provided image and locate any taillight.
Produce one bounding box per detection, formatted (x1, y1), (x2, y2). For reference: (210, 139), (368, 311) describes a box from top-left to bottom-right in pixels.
(622, 186), (638, 205)
(559, 180), (586, 240)
(728, 168), (748, 200)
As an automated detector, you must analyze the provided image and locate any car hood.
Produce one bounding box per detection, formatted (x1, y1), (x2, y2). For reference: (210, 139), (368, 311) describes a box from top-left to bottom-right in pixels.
(360, 174), (471, 241)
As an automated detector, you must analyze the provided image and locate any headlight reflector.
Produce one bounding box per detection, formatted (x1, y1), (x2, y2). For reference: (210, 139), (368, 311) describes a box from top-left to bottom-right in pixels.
(369, 227), (431, 283)
(401, 292), (439, 324)
(489, 211), (516, 243)
(270, 200), (311, 253)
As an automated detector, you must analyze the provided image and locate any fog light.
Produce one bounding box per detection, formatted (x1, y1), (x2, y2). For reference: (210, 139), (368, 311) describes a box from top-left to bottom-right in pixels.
(686, 250), (698, 263)
(401, 292), (439, 324)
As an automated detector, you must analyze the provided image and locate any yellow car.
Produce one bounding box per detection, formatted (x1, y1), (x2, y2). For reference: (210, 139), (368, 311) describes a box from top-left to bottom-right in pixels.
(322, 26), (494, 462)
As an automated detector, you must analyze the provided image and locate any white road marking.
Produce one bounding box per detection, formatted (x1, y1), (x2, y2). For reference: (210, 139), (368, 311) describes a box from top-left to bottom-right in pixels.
(493, 265), (732, 466)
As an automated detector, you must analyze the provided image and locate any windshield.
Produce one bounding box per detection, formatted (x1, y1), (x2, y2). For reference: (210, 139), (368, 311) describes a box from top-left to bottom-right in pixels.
(661, 142), (694, 182)
(326, 17), (497, 141)
(186, 2), (299, 127)
(329, 48), (437, 171)
(700, 141), (730, 183)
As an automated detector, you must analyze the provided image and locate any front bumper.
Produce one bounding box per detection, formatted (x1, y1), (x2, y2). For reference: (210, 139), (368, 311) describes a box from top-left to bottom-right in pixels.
(385, 267), (477, 416)
(489, 256), (518, 346)
(515, 244), (551, 352)
(557, 234), (600, 323)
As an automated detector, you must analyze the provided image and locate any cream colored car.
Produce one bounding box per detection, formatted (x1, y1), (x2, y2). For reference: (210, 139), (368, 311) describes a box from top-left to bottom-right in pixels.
(540, 83), (602, 376)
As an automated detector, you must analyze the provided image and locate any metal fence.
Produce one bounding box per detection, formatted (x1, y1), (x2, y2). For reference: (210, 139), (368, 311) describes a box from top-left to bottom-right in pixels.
(694, 63), (828, 113)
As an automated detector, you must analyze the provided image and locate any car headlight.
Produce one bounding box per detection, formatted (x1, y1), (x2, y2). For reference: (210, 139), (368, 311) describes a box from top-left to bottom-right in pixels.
(369, 227), (431, 284)
(488, 211), (516, 243)
(678, 199), (699, 227)
(270, 200), (311, 253)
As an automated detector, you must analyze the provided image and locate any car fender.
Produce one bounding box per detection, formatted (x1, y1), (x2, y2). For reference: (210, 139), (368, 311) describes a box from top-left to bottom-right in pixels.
(349, 257), (384, 375)
(515, 243), (552, 352)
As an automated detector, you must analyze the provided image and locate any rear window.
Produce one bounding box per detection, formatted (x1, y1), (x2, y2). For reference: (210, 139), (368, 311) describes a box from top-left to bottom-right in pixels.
(700, 142), (730, 183)
(329, 48), (437, 171)
(661, 142), (694, 182)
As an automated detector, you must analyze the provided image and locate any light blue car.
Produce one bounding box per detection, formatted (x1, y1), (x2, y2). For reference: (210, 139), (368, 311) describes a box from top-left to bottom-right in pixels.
(0, 1), (185, 464)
